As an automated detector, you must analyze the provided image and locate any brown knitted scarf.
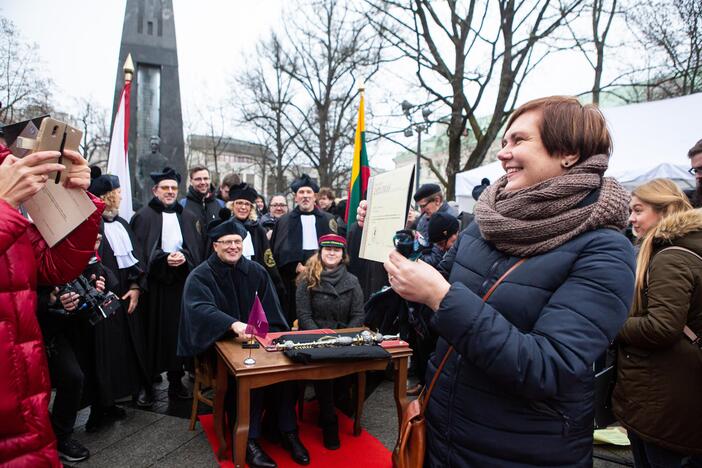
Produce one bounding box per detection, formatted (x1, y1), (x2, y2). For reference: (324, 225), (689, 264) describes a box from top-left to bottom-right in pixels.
(474, 154), (630, 256)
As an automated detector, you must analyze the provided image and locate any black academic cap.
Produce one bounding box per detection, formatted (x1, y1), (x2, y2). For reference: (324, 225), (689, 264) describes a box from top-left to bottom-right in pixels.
(428, 211), (459, 243)
(207, 208), (248, 241)
(229, 182), (258, 203)
(150, 166), (181, 185)
(413, 183), (441, 202)
(290, 174), (319, 193)
(88, 166), (120, 197)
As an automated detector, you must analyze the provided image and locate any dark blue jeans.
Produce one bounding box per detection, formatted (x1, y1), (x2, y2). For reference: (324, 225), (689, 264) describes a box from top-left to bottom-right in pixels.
(629, 431), (702, 468)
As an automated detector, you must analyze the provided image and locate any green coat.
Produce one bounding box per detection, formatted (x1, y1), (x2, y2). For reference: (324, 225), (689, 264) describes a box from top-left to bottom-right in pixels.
(613, 210), (702, 455)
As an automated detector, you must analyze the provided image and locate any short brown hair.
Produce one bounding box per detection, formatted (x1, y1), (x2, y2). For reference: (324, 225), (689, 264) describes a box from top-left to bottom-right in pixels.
(506, 96), (612, 162)
(188, 165), (209, 178)
(318, 187), (335, 200)
(221, 172), (241, 189)
(688, 139), (702, 158)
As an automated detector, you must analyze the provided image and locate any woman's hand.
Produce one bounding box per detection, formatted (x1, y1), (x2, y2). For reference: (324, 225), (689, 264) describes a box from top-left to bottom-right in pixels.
(61, 150), (91, 190)
(384, 250), (450, 311)
(0, 151), (65, 208)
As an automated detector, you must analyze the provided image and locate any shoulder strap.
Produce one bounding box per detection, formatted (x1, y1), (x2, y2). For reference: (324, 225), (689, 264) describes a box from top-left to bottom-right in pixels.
(421, 258), (527, 410)
(653, 246), (701, 346)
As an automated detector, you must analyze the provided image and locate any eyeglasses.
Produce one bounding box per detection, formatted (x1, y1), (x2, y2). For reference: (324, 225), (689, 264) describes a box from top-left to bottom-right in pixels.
(214, 239), (242, 247)
(689, 167), (702, 175)
(418, 198), (438, 210)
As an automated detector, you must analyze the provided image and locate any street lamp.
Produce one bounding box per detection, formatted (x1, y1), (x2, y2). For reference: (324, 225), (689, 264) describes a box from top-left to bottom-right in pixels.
(401, 100), (432, 192)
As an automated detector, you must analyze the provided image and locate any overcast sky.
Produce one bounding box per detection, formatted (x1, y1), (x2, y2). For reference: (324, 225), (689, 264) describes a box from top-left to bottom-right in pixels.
(3, 1), (613, 169)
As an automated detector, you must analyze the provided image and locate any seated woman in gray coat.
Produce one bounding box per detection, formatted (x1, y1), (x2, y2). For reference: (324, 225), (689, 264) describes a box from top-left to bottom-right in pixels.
(295, 234), (364, 450)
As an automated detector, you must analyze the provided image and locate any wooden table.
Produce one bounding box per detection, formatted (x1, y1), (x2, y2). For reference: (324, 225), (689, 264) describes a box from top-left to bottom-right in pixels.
(213, 330), (412, 467)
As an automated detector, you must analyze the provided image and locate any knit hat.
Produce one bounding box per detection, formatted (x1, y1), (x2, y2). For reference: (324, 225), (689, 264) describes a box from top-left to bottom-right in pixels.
(88, 166), (120, 197)
(428, 211), (459, 243)
(319, 233), (346, 250)
(472, 178), (490, 201)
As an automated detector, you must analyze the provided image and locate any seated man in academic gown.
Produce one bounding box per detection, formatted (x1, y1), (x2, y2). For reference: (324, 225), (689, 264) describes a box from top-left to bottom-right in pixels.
(270, 174), (337, 325)
(178, 214), (310, 468)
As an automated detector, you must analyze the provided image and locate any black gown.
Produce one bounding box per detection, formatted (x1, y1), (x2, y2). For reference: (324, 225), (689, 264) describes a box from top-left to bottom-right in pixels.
(130, 197), (199, 377)
(240, 217), (287, 307)
(270, 207), (337, 323)
(85, 214), (151, 402)
(178, 253), (289, 358)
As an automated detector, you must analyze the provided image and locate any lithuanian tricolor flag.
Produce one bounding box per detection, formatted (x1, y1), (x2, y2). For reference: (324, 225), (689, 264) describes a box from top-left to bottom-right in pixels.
(344, 90), (370, 224)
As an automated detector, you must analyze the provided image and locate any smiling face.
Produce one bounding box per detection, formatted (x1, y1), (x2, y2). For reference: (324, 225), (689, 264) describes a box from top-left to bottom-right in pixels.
(213, 234), (244, 264)
(153, 179), (179, 205)
(498, 110), (572, 192)
(190, 169), (210, 195)
(232, 199), (253, 221)
(320, 246), (343, 269)
(318, 195), (333, 210)
(269, 195), (288, 217)
(629, 195), (662, 238)
(295, 187), (316, 212)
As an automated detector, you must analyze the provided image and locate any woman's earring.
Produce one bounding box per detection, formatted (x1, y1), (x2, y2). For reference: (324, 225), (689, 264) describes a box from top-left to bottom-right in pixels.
(563, 161), (569, 167)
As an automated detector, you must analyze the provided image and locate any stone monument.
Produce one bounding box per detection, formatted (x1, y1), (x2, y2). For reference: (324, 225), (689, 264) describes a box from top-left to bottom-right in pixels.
(111, 0), (186, 209)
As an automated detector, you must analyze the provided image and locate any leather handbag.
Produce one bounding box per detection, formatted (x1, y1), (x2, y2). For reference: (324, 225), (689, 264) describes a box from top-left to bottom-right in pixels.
(392, 258), (527, 468)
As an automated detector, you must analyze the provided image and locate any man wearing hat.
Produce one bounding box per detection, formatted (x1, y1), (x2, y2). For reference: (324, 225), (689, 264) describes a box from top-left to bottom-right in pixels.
(270, 174), (337, 325)
(178, 213), (309, 468)
(412, 183), (458, 240)
(130, 167), (200, 405)
(425, 211), (460, 264)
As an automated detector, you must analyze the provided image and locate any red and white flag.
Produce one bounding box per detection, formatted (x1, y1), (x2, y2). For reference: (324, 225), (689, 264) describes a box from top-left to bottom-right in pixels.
(106, 80), (133, 220)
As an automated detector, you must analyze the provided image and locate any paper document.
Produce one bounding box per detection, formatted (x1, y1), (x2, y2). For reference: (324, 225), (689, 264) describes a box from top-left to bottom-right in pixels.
(359, 165), (415, 263)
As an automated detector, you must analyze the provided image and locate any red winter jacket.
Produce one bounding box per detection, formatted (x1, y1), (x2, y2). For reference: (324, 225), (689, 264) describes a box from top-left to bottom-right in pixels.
(0, 148), (104, 467)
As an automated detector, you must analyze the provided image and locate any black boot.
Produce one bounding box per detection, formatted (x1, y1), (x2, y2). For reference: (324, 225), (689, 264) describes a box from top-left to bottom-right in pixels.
(85, 407), (103, 433)
(246, 439), (277, 468)
(280, 430), (310, 465)
(321, 416), (340, 450)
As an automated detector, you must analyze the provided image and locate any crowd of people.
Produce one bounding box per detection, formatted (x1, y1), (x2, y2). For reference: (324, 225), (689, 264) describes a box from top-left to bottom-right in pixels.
(0, 97), (701, 468)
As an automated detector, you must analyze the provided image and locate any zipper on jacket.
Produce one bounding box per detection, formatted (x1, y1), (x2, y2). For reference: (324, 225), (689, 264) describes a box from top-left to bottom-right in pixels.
(531, 401), (571, 436)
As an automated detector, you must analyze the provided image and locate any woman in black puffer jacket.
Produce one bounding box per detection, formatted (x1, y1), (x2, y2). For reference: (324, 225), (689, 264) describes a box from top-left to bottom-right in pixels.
(296, 234), (364, 450)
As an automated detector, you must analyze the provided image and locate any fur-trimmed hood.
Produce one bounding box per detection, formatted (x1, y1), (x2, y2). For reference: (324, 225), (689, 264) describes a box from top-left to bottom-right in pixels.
(650, 209), (702, 243)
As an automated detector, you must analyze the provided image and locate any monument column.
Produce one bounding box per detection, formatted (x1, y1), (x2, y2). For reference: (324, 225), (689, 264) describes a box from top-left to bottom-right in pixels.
(111, 0), (186, 209)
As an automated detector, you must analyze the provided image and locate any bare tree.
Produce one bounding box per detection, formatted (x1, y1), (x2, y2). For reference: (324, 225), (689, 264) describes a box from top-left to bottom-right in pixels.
(366, 0), (583, 198)
(279, 0), (387, 187)
(627, 0), (702, 98)
(235, 33), (300, 194)
(0, 16), (53, 123)
(196, 103), (229, 182)
(72, 98), (110, 164)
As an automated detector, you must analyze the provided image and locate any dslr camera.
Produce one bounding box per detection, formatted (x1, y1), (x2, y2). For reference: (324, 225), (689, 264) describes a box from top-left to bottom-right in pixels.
(58, 275), (121, 326)
(393, 229), (425, 260)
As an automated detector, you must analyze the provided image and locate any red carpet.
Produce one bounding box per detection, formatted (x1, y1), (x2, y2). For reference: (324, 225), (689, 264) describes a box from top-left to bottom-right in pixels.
(199, 401), (392, 467)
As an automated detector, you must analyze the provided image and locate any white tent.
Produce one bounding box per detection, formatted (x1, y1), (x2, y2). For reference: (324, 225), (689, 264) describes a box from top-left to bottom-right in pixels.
(455, 93), (701, 212)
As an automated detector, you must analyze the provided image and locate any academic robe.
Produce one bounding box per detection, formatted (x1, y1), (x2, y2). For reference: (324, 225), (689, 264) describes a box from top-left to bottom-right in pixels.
(240, 217), (287, 306)
(80, 214), (151, 403)
(130, 197), (199, 376)
(270, 207), (337, 323)
(178, 254), (289, 357)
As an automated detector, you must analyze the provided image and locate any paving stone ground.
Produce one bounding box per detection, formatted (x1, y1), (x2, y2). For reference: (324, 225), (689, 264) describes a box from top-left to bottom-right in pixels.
(61, 373), (633, 467)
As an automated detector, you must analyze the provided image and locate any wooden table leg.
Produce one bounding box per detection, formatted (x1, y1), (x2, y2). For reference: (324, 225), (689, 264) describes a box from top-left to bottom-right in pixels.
(233, 378), (251, 467)
(354, 371), (366, 436)
(393, 356), (409, 447)
(214, 354), (229, 461)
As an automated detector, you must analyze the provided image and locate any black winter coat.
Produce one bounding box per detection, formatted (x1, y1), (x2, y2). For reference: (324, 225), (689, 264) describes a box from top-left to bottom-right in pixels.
(296, 265), (364, 330)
